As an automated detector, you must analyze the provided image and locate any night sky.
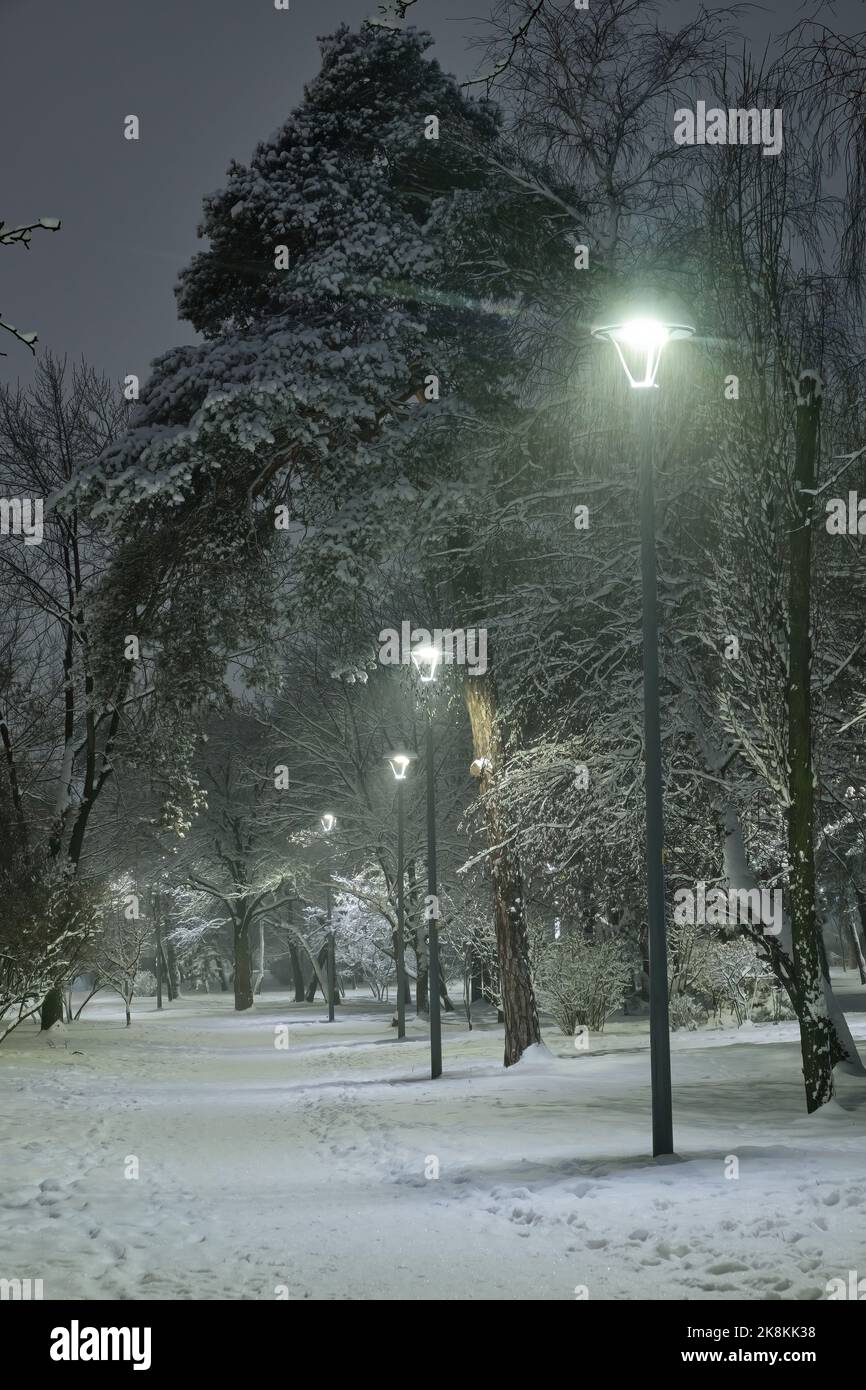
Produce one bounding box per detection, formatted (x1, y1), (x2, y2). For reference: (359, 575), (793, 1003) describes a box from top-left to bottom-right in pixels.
(2, 0), (860, 387)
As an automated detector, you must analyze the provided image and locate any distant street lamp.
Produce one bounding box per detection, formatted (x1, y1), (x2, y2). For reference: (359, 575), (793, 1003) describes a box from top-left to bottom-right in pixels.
(592, 313), (694, 1158)
(385, 753), (413, 1039)
(410, 643), (443, 1079)
(320, 813), (337, 1022)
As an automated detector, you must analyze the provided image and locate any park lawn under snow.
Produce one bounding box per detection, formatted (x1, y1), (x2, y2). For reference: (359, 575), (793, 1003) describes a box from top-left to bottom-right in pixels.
(3, 981), (866, 1301)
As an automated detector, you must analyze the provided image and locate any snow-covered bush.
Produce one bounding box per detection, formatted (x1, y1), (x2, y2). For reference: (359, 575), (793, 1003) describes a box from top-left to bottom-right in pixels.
(534, 930), (633, 1035)
(331, 890), (394, 1000)
(133, 969), (158, 997)
(668, 922), (787, 1028)
(0, 867), (97, 1042)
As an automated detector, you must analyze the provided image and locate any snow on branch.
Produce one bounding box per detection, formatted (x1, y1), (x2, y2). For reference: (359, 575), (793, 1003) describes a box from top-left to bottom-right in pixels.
(462, 0), (548, 94)
(0, 215), (61, 354)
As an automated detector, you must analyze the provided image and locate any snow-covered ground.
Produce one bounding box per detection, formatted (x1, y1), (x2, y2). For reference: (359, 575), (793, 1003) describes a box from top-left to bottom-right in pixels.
(3, 980), (866, 1301)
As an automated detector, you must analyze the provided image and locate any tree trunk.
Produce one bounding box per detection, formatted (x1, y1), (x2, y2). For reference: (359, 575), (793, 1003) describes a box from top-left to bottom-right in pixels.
(305, 942), (330, 1002)
(850, 887), (866, 985)
(787, 376), (834, 1111)
(719, 803), (860, 1070)
(155, 903), (164, 1011)
(470, 951), (484, 1003)
(252, 919), (265, 996)
(415, 937), (429, 1013)
(41, 983), (64, 1030)
(438, 972), (455, 1013)
(166, 936), (180, 999)
(464, 672), (541, 1066)
(289, 944), (306, 1001)
(233, 920), (254, 1011)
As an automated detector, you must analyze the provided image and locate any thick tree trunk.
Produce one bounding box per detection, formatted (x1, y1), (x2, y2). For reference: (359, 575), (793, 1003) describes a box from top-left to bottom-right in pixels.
(165, 936), (180, 1000)
(233, 919), (254, 1012)
(787, 377), (834, 1111)
(40, 983), (64, 1030)
(289, 944), (306, 1001)
(464, 672), (541, 1066)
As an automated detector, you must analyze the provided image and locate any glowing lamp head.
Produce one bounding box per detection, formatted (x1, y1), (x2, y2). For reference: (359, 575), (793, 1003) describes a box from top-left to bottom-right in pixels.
(320, 813), (336, 833)
(410, 643), (441, 682)
(386, 753), (413, 781)
(592, 316), (694, 389)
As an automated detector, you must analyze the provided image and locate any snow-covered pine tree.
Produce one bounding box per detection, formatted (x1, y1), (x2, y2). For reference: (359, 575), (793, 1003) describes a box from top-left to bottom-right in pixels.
(73, 22), (549, 1061)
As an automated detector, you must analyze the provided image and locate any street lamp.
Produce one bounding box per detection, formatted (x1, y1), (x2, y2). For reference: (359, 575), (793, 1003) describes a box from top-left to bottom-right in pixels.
(410, 643), (441, 683)
(591, 318), (693, 389)
(320, 813), (337, 1022)
(385, 753), (413, 1039)
(410, 643), (443, 1079)
(592, 312), (694, 1158)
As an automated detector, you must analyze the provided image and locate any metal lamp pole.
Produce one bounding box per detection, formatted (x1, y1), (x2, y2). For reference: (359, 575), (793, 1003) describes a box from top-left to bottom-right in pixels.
(321, 814), (336, 1022)
(425, 712), (443, 1079)
(386, 755), (411, 1039)
(396, 775), (407, 1038)
(592, 316), (694, 1158)
(637, 389), (673, 1157)
(409, 645), (443, 1079)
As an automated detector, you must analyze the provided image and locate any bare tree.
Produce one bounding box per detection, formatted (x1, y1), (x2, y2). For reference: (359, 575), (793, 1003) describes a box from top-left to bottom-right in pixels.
(0, 216), (60, 352)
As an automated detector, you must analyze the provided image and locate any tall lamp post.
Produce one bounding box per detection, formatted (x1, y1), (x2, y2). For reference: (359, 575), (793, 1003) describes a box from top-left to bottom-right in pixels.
(385, 753), (413, 1039)
(592, 315), (694, 1158)
(320, 813), (337, 1023)
(410, 643), (443, 1079)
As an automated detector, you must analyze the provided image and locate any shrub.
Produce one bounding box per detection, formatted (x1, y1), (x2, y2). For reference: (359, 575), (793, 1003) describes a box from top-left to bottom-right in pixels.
(535, 929), (633, 1034)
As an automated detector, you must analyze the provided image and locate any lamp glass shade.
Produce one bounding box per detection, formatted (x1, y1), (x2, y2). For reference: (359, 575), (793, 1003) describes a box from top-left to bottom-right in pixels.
(387, 754), (412, 780)
(410, 643), (441, 682)
(592, 318), (694, 389)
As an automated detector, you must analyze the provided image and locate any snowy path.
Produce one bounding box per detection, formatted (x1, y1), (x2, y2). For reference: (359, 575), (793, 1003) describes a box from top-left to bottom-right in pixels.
(3, 988), (866, 1300)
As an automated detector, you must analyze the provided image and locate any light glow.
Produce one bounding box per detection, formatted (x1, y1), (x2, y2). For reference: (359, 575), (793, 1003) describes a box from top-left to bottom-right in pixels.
(592, 316), (694, 389)
(410, 643), (441, 682)
(386, 754), (412, 780)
